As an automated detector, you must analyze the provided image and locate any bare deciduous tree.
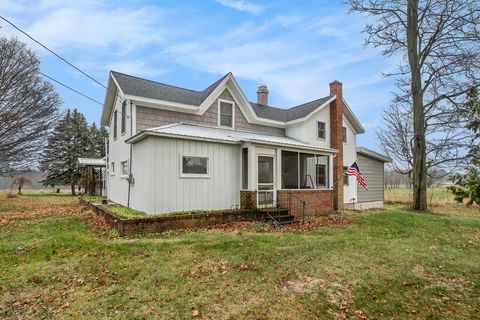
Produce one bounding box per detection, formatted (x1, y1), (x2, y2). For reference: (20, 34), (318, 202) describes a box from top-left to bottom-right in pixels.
(348, 0), (480, 211)
(0, 37), (61, 174)
(11, 175), (32, 194)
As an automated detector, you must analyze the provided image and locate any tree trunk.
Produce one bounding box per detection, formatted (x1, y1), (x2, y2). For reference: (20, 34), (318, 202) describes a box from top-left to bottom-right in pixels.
(407, 0), (427, 211)
(71, 184), (75, 196)
(18, 186), (21, 195)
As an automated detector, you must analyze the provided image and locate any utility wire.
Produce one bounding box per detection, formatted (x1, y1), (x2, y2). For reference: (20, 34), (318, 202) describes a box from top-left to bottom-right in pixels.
(0, 15), (108, 90)
(39, 72), (103, 105)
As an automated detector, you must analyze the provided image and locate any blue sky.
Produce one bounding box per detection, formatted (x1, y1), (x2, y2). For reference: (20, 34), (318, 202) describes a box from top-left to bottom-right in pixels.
(1, 0), (397, 151)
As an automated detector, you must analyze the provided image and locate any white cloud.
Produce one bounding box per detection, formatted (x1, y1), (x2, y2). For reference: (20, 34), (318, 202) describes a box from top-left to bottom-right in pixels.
(23, 3), (164, 53)
(215, 0), (262, 14)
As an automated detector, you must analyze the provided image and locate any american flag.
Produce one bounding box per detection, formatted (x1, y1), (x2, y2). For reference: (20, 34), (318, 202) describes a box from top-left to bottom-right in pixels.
(345, 162), (368, 190)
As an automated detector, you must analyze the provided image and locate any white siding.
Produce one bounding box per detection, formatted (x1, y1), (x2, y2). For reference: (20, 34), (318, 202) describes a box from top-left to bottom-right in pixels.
(107, 96), (136, 206)
(285, 105), (331, 149)
(130, 137), (241, 214)
(343, 117), (357, 203)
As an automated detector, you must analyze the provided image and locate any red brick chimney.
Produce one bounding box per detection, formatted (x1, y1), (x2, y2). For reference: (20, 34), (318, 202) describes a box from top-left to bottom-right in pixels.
(329, 80), (344, 211)
(257, 84), (268, 106)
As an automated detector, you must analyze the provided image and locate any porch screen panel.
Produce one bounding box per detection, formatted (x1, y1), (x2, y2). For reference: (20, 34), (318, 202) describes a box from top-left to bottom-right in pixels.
(315, 155), (329, 188)
(300, 153), (316, 189)
(281, 151), (298, 189)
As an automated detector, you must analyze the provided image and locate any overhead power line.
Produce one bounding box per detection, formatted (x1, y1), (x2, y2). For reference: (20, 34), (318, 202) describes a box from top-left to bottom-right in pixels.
(0, 15), (108, 90)
(39, 72), (103, 105)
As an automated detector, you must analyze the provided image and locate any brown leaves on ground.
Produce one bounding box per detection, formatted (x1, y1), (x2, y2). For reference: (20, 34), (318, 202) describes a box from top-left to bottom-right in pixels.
(1, 197), (110, 237)
(182, 259), (260, 278)
(202, 215), (353, 233)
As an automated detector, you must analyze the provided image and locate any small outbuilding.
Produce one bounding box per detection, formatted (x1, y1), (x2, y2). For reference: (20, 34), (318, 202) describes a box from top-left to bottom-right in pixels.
(78, 158), (106, 196)
(349, 147), (391, 210)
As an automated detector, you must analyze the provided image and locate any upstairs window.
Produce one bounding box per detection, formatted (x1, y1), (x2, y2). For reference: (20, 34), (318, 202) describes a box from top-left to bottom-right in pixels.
(121, 100), (126, 134)
(342, 126), (347, 143)
(219, 100), (234, 128)
(110, 162), (115, 175)
(317, 121), (326, 139)
(113, 110), (118, 139)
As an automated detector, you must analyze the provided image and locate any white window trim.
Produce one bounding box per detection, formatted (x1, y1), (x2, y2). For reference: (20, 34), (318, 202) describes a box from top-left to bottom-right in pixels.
(121, 100), (127, 136)
(120, 160), (129, 178)
(217, 98), (235, 129)
(179, 155), (210, 179)
(342, 126), (347, 144)
(110, 161), (115, 176)
(317, 121), (326, 141)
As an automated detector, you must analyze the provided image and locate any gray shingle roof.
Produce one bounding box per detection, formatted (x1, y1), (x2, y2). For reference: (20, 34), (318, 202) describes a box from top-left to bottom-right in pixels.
(111, 71), (228, 106)
(111, 71), (337, 123)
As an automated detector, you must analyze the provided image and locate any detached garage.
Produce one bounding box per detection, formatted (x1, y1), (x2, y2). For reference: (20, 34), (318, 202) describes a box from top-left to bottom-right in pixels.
(354, 147), (390, 210)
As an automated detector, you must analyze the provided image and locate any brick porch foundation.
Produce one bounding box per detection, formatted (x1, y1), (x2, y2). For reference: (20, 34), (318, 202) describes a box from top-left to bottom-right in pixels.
(277, 189), (333, 218)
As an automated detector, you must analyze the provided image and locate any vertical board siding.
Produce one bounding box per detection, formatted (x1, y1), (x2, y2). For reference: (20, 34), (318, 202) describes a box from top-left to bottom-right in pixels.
(133, 137), (241, 214)
(357, 153), (385, 203)
(130, 137), (155, 213)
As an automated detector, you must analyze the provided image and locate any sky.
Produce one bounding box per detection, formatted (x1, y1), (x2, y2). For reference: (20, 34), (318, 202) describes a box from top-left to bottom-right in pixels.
(0, 0), (398, 152)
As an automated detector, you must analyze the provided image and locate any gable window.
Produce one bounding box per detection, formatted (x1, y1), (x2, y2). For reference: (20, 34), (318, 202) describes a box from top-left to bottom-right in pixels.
(113, 110), (118, 139)
(121, 100), (126, 134)
(342, 126), (347, 143)
(110, 162), (115, 175)
(219, 100), (234, 128)
(181, 156), (209, 178)
(317, 121), (326, 139)
(121, 160), (128, 176)
(343, 166), (349, 185)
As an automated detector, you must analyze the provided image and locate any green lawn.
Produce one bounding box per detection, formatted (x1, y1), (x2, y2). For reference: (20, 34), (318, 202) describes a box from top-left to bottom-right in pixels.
(0, 192), (479, 319)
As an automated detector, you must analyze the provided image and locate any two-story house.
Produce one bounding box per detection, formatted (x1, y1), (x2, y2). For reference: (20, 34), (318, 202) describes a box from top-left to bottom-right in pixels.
(100, 71), (389, 215)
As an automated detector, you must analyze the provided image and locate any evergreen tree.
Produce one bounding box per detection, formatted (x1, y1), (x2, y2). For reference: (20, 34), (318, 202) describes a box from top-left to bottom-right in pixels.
(41, 109), (92, 195)
(448, 88), (480, 206)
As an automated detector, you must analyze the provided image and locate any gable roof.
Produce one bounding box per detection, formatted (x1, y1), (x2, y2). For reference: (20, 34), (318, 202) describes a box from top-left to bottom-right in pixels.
(111, 71), (228, 106)
(102, 71), (364, 133)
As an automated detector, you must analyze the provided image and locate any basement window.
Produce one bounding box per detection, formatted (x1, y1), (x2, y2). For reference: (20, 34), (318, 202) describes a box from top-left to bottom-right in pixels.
(181, 156), (209, 178)
(218, 100), (234, 128)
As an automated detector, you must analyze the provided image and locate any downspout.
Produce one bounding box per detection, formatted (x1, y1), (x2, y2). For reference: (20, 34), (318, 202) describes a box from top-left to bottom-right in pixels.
(127, 100), (134, 208)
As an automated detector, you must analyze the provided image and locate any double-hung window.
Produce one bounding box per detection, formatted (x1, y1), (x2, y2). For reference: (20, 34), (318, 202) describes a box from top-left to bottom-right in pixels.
(121, 100), (126, 135)
(342, 126), (347, 143)
(343, 166), (349, 185)
(121, 160), (128, 176)
(219, 100), (234, 128)
(113, 110), (118, 139)
(317, 121), (326, 139)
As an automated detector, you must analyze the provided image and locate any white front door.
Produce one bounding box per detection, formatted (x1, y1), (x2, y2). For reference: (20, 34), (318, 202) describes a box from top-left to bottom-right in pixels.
(257, 155), (275, 207)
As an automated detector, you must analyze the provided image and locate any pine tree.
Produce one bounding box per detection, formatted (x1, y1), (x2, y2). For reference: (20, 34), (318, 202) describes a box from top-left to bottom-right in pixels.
(41, 109), (91, 195)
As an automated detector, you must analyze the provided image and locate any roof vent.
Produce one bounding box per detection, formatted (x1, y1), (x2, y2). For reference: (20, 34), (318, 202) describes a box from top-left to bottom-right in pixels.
(257, 84), (268, 106)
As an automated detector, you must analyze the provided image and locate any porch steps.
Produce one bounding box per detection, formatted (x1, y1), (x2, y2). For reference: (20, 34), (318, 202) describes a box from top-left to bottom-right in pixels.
(257, 208), (296, 225)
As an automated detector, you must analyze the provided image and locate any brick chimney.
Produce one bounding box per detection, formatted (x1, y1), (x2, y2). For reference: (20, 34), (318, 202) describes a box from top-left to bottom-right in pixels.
(329, 80), (344, 211)
(257, 84), (268, 106)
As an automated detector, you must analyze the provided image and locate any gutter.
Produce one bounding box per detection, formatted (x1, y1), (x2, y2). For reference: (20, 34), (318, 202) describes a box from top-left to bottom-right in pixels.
(127, 100), (134, 208)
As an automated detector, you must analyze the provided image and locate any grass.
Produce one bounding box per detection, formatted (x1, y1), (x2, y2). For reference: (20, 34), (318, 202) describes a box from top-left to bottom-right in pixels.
(103, 203), (241, 219)
(1, 191), (479, 319)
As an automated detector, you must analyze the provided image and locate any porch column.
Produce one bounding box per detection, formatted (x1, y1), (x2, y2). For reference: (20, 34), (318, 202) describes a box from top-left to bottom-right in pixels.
(247, 144), (257, 190)
(276, 148), (282, 190)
